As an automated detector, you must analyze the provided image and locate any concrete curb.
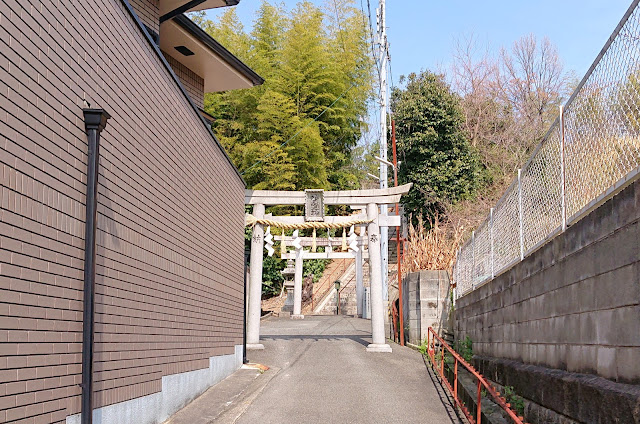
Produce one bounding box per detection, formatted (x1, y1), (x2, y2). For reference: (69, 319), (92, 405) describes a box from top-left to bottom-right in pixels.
(260, 311), (273, 320)
(163, 366), (280, 424)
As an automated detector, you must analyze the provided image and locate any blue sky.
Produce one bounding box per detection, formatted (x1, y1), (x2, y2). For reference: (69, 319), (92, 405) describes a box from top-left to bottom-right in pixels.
(207, 0), (634, 86)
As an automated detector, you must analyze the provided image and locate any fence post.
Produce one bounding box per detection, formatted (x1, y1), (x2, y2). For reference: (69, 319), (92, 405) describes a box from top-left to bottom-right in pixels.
(518, 169), (524, 261)
(471, 231), (476, 288)
(490, 207), (494, 279)
(560, 105), (567, 231)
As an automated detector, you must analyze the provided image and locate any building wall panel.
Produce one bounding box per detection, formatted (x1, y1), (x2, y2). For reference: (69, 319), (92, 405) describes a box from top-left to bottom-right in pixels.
(130, 0), (159, 35)
(164, 53), (206, 108)
(0, 0), (245, 422)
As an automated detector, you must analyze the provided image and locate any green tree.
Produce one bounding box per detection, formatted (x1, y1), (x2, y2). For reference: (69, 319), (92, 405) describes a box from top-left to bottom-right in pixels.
(391, 71), (483, 220)
(323, 0), (373, 188)
(250, 1), (286, 78)
(202, 1), (372, 192)
(252, 90), (328, 189)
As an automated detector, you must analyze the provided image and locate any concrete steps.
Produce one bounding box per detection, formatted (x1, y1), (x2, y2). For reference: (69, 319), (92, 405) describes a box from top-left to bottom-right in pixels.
(317, 264), (358, 315)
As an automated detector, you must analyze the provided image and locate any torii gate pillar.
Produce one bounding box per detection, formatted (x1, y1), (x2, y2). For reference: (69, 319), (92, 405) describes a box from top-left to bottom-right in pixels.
(292, 248), (304, 319)
(366, 203), (392, 353)
(355, 243), (364, 317)
(247, 203), (265, 350)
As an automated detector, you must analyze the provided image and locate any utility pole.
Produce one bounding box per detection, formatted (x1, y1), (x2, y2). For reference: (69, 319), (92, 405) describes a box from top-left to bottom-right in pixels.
(392, 120), (404, 346)
(376, 0), (389, 305)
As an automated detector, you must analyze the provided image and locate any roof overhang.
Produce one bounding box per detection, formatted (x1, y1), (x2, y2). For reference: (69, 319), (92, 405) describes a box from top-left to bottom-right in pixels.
(159, 15), (263, 92)
(159, 0), (239, 19)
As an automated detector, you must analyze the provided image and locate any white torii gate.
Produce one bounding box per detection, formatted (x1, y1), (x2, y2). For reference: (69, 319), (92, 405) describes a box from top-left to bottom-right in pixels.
(245, 184), (411, 353)
(277, 235), (368, 317)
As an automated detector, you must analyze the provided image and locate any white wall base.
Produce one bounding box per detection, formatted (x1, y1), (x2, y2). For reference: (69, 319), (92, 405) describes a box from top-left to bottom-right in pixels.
(67, 345), (243, 424)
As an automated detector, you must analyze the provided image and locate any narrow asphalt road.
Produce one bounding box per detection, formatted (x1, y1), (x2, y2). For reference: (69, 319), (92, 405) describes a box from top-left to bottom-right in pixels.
(240, 315), (463, 424)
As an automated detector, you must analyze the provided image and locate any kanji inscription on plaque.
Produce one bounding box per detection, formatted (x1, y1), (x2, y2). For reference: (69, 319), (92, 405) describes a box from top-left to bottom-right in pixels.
(305, 189), (324, 222)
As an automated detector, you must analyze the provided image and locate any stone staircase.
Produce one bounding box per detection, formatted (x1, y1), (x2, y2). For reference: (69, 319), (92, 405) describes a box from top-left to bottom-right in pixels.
(302, 258), (348, 315)
(387, 226), (401, 302)
(316, 262), (358, 315)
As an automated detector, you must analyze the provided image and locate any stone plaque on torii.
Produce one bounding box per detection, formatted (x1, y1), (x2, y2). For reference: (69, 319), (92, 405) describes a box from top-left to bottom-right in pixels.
(245, 183), (412, 353)
(305, 189), (324, 221)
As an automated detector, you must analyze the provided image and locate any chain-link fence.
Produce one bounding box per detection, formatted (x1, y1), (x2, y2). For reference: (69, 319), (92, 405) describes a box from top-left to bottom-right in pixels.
(454, 0), (640, 299)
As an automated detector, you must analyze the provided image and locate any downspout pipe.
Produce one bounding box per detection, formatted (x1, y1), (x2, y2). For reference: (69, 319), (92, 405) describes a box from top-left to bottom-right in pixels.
(243, 248), (250, 364)
(81, 108), (110, 424)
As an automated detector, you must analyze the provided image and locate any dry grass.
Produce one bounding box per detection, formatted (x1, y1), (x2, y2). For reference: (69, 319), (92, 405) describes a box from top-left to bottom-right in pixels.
(402, 214), (464, 274)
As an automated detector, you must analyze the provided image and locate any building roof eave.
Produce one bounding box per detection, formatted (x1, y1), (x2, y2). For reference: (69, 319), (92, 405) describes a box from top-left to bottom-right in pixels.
(172, 14), (264, 87)
(120, 0), (246, 185)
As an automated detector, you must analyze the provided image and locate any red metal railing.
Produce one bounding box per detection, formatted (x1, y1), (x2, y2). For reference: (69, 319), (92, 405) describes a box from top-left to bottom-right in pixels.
(426, 327), (527, 424)
(310, 258), (348, 311)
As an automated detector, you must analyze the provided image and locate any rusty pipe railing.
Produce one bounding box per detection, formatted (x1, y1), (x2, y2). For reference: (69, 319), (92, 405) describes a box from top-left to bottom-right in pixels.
(426, 327), (527, 424)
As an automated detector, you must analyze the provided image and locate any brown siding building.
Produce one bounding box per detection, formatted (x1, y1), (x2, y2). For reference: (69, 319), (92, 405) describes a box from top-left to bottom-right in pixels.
(0, 0), (261, 423)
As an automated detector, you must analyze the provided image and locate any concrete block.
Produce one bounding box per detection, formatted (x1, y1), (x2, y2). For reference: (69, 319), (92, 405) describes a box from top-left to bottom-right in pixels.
(575, 277), (597, 314)
(583, 345), (598, 375)
(611, 305), (640, 346)
(611, 180), (640, 229)
(582, 199), (613, 247)
(579, 312), (597, 345)
(565, 313), (581, 345)
(594, 308), (616, 345)
(594, 262), (639, 310)
(562, 246), (597, 285)
(530, 294), (545, 321)
(551, 229), (566, 261)
(596, 346), (617, 381)
(593, 222), (639, 274)
(541, 292), (556, 319)
(509, 342), (519, 360)
(565, 345), (582, 373)
(547, 316), (562, 343)
(533, 344), (546, 365)
(551, 285), (570, 317)
(544, 344), (562, 369)
(616, 347), (640, 383)
(544, 259), (565, 293)
(540, 240), (557, 270)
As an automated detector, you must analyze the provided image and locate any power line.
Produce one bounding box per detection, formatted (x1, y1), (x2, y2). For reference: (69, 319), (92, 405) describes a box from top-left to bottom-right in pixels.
(363, 0), (382, 84)
(241, 83), (357, 176)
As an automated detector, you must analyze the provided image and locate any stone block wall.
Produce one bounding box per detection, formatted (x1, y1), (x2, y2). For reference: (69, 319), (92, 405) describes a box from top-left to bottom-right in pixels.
(402, 270), (451, 344)
(455, 176), (640, 384)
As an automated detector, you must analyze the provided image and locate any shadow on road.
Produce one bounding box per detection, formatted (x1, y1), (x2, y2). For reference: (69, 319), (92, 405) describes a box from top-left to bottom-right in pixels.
(422, 355), (466, 424)
(260, 334), (371, 347)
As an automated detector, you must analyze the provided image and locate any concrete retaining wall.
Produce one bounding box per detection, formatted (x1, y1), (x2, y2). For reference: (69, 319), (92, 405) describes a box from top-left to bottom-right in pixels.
(456, 176), (640, 384)
(402, 270), (451, 344)
(66, 345), (243, 424)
